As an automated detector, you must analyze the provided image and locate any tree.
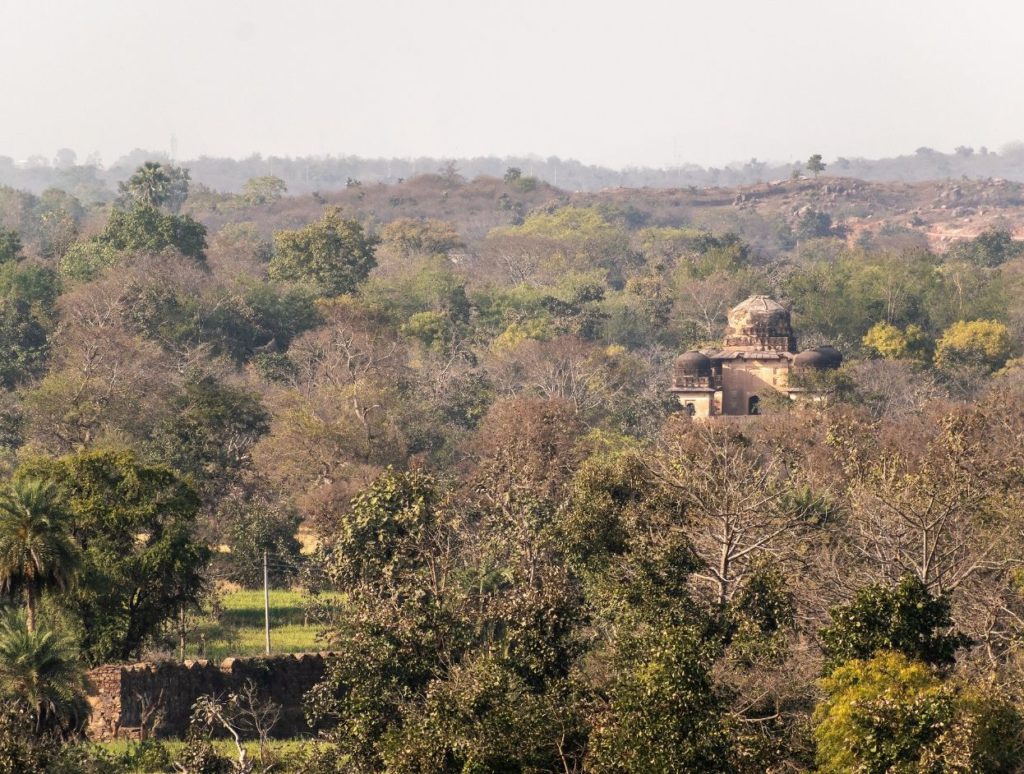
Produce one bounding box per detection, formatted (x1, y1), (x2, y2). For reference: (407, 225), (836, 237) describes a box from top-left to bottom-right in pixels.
(934, 319), (1013, 371)
(0, 480), (77, 633)
(651, 420), (813, 608)
(15, 451), (209, 664)
(588, 615), (731, 773)
(148, 374), (270, 496)
(796, 208), (833, 240)
(0, 262), (59, 389)
(834, 412), (1012, 594)
(862, 321), (930, 361)
(814, 652), (1023, 773)
(0, 613), (85, 736)
(216, 493), (302, 589)
(241, 175), (287, 206)
(118, 162), (190, 211)
(949, 228), (1022, 268)
(0, 228), (21, 264)
(269, 207), (377, 296)
(98, 204), (207, 262)
(820, 575), (969, 674)
(57, 240), (120, 282)
(378, 218), (464, 259)
(806, 154), (826, 177)
(305, 470), (466, 771)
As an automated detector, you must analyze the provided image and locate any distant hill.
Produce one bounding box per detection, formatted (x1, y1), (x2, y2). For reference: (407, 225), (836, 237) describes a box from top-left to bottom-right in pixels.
(5, 144), (1024, 200)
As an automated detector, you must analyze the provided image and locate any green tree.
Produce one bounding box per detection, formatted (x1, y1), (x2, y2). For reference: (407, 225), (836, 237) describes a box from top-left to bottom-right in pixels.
(820, 575), (969, 674)
(16, 451), (209, 664)
(57, 240), (120, 282)
(949, 228), (1022, 268)
(0, 480), (77, 633)
(118, 162), (190, 211)
(306, 470), (466, 771)
(0, 262), (59, 389)
(796, 208), (833, 240)
(0, 228), (21, 264)
(934, 319), (1014, 370)
(269, 207), (377, 296)
(0, 613), (85, 736)
(241, 175), (287, 206)
(99, 204), (207, 262)
(588, 614), (731, 773)
(814, 652), (1023, 774)
(216, 494), (302, 589)
(806, 153), (826, 177)
(148, 374), (270, 496)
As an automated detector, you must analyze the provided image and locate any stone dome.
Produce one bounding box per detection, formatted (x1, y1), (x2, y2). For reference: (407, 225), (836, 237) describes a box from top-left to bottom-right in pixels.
(793, 345), (843, 370)
(674, 351), (712, 377)
(723, 295), (796, 352)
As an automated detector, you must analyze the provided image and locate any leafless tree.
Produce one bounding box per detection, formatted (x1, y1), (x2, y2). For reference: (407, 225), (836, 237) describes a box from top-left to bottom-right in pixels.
(649, 420), (818, 607)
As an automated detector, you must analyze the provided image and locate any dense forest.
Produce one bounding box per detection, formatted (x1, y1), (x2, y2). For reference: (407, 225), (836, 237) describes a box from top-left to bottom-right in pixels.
(2, 160), (1024, 772)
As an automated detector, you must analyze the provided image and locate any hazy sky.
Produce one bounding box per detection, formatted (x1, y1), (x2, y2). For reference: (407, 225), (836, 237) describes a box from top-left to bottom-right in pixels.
(2, 0), (1021, 168)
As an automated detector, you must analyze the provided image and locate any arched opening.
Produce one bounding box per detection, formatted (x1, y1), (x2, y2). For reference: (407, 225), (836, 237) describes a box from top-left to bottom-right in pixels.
(748, 395), (760, 415)
(684, 402), (696, 417)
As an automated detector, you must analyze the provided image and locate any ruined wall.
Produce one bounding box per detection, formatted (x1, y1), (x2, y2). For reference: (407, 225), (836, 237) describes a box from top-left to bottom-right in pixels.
(85, 653), (331, 741)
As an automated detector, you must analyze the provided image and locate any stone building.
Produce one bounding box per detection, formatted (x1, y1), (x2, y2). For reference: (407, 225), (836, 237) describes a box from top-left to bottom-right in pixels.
(670, 295), (841, 417)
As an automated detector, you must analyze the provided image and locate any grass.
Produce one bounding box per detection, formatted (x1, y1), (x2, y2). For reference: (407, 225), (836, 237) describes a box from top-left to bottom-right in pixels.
(90, 738), (319, 772)
(183, 588), (335, 662)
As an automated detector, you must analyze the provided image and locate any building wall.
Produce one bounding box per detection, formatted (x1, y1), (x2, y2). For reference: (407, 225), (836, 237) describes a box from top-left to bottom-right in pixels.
(678, 392), (714, 418)
(720, 360), (789, 415)
(85, 653), (331, 741)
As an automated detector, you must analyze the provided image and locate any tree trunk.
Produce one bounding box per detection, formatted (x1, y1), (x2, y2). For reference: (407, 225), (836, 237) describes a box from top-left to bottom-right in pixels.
(25, 586), (35, 633)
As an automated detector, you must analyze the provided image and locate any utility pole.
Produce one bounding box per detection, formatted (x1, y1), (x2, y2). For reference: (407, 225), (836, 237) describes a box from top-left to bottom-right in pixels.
(263, 549), (271, 655)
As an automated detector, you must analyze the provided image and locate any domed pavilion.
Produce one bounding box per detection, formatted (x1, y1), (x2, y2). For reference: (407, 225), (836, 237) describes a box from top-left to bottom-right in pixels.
(670, 295), (841, 417)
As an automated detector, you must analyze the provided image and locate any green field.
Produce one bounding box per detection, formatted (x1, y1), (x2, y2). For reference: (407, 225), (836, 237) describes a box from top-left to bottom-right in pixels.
(184, 589), (330, 662)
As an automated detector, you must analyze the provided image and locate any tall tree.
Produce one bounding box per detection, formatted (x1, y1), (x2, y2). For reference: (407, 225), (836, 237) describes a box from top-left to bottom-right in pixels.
(16, 451), (209, 663)
(269, 207), (377, 296)
(0, 479), (77, 633)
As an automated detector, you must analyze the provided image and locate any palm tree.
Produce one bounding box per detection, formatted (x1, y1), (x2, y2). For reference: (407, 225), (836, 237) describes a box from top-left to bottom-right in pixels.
(0, 479), (78, 633)
(0, 612), (85, 735)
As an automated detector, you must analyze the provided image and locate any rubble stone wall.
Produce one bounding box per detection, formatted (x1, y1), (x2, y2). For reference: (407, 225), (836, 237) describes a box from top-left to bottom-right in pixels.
(85, 653), (331, 741)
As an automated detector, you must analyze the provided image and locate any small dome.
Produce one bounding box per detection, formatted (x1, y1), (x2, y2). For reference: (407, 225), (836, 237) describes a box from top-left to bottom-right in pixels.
(674, 351), (712, 377)
(794, 345), (843, 370)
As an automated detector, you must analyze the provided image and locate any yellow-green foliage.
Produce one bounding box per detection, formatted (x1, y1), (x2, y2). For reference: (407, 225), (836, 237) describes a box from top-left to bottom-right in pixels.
(814, 652), (1023, 773)
(863, 321), (930, 361)
(863, 321), (909, 358)
(489, 206), (628, 266)
(934, 319), (1013, 370)
(815, 653), (943, 772)
(490, 317), (552, 353)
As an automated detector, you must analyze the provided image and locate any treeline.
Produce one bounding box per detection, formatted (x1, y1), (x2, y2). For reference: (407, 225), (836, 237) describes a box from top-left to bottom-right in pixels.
(9, 142), (1024, 198)
(0, 161), (1022, 770)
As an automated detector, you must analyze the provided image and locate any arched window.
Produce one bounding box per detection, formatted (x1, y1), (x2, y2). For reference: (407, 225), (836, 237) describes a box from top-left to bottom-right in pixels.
(684, 402), (696, 417)
(748, 395), (760, 415)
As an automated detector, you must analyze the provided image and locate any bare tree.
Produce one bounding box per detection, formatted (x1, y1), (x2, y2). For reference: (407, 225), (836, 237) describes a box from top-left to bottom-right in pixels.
(650, 420), (817, 607)
(838, 416), (1014, 594)
(188, 682), (281, 773)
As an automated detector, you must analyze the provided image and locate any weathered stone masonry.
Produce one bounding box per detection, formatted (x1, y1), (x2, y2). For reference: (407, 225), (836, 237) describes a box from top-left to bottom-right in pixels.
(85, 653), (331, 741)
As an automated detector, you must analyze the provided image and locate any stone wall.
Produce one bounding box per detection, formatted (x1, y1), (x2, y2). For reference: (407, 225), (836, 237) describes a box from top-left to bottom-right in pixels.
(85, 653), (331, 741)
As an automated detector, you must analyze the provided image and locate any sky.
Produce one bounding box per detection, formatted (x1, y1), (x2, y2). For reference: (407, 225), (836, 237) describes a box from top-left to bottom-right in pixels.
(1, 0), (1022, 169)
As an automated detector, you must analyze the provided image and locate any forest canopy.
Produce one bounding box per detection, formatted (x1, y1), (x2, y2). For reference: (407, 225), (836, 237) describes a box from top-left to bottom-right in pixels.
(2, 163), (1024, 771)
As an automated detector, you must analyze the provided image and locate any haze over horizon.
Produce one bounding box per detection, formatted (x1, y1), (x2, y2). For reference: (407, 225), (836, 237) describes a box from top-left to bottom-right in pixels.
(2, 0), (1022, 169)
